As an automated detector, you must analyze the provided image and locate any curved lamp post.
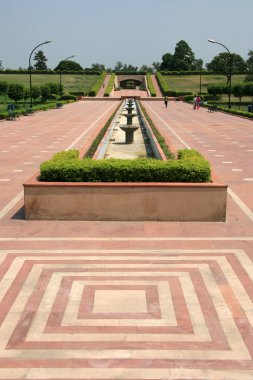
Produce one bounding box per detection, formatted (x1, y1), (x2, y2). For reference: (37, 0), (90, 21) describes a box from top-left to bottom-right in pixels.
(29, 40), (52, 107)
(208, 39), (232, 109)
(59, 54), (76, 89)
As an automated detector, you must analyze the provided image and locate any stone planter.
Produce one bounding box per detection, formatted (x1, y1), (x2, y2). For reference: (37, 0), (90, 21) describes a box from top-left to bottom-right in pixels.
(23, 174), (227, 221)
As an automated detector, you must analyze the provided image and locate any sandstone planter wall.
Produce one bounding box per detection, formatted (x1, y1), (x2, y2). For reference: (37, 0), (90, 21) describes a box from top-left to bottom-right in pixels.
(24, 175), (227, 221)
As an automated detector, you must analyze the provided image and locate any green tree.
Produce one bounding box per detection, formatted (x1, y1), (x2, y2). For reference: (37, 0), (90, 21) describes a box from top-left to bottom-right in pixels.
(46, 82), (60, 95)
(233, 84), (244, 109)
(31, 86), (41, 101)
(160, 53), (174, 71)
(173, 40), (196, 70)
(91, 63), (105, 72)
(160, 40), (200, 71)
(139, 65), (154, 73)
(114, 61), (123, 71)
(246, 50), (253, 72)
(40, 85), (51, 103)
(152, 62), (161, 72)
(0, 81), (8, 96)
(33, 50), (48, 70)
(8, 83), (24, 103)
(206, 52), (247, 83)
(54, 60), (83, 71)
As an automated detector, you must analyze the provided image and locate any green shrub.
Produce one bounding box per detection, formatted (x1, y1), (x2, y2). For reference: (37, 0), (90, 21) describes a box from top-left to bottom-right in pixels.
(59, 94), (76, 100)
(40, 149), (211, 183)
(156, 72), (169, 95)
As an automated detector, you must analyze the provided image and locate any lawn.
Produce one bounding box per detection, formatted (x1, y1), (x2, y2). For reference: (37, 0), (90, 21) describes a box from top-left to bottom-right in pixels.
(162, 74), (247, 95)
(0, 73), (99, 93)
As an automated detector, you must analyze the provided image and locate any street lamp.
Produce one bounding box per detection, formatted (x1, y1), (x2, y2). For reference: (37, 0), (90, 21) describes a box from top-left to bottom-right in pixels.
(59, 54), (76, 89)
(208, 39), (232, 109)
(29, 40), (52, 107)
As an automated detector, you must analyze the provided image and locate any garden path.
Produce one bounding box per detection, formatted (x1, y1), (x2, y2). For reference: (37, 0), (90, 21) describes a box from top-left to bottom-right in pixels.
(0, 100), (252, 379)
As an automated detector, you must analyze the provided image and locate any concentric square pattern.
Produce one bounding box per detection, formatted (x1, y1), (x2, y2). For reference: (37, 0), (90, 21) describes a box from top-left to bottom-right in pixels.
(0, 249), (252, 379)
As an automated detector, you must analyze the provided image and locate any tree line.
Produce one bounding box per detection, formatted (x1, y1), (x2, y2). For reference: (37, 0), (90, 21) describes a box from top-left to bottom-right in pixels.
(1, 39), (253, 76)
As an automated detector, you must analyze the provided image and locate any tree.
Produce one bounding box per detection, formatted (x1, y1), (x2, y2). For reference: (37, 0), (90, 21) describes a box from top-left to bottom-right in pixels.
(33, 50), (48, 70)
(173, 40), (196, 70)
(0, 60), (3, 70)
(8, 83), (24, 102)
(160, 40), (200, 71)
(46, 82), (60, 95)
(206, 52), (247, 83)
(160, 53), (174, 71)
(40, 85), (51, 103)
(31, 86), (41, 101)
(91, 63), (105, 72)
(246, 50), (253, 72)
(139, 65), (154, 73)
(114, 61), (123, 71)
(54, 60), (83, 71)
(152, 62), (161, 72)
(0, 81), (8, 97)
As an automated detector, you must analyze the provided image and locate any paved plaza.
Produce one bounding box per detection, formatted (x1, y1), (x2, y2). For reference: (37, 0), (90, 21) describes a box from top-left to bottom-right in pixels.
(0, 99), (253, 379)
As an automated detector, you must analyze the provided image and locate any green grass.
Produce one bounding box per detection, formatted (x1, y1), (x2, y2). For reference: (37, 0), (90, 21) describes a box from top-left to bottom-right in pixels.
(0, 73), (99, 93)
(162, 74), (247, 94)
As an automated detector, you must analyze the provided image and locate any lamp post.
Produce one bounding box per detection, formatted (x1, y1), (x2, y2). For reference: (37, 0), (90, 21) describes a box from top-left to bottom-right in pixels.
(29, 40), (52, 107)
(208, 39), (232, 109)
(59, 54), (76, 90)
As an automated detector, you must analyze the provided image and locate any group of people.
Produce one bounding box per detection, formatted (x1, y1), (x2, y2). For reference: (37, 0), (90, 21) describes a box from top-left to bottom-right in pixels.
(163, 95), (202, 110)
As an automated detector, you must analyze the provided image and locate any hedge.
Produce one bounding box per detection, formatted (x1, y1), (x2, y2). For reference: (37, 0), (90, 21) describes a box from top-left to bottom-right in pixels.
(156, 72), (169, 95)
(39, 149), (211, 183)
(104, 73), (115, 97)
(88, 71), (107, 96)
(146, 73), (156, 97)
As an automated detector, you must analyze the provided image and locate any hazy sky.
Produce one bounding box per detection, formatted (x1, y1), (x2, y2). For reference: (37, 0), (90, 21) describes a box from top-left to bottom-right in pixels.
(0, 0), (252, 70)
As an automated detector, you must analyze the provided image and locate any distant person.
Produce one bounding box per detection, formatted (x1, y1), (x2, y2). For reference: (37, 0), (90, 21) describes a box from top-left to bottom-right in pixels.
(196, 95), (201, 109)
(164, 96), (168, 108)
(193, 96), (197, 109)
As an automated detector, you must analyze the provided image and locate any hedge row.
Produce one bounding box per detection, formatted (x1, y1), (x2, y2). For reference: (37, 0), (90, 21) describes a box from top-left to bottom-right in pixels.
(0, 70), (101, 75)
(39, 149), (211, 183)
(146, 73), (156, 97)
(156, 72), (169, 96)
(88, 71), (107, 96)
(104, 73), (115, 97)
(138, 102), (174, 159)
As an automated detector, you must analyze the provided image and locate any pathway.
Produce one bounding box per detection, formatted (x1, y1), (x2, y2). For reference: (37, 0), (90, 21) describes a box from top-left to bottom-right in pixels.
(96, 74), (111, 97)
(151, 74), (163, 97)
(0, 100), (252, 379)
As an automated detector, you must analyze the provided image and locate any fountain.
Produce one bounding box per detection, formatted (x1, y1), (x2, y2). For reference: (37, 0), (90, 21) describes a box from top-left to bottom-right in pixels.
(119, 98), (139, 144)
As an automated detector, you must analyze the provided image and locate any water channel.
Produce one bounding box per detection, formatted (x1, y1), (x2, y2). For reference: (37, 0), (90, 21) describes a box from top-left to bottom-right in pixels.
(96, 99), (162, 160)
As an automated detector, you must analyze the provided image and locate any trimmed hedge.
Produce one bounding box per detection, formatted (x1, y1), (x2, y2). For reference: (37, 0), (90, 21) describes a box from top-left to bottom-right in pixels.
(156, 72), (169, 95)
(88, 71), (107, 96)
(104, 73), (115, 97)
(146, 73), (156, 97)
(40, 149), (211, 183)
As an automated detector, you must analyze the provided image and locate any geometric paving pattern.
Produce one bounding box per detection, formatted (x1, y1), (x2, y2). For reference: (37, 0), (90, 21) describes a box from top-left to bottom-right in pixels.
(0, 249), (253, 379)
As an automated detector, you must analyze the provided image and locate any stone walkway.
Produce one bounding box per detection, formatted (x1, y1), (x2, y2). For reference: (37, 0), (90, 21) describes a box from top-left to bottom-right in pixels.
(0, 99), (253, 379)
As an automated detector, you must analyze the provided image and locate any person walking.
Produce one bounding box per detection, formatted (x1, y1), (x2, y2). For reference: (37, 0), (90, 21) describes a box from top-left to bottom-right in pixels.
(164, 96), (168, 108)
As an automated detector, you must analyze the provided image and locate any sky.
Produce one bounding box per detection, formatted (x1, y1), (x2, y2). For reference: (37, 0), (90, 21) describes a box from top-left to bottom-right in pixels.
(0, 0), (253, 70)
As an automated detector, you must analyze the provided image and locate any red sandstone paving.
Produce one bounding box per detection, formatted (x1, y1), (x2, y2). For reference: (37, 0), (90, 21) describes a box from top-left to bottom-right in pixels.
(0, 99), (253, 379)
